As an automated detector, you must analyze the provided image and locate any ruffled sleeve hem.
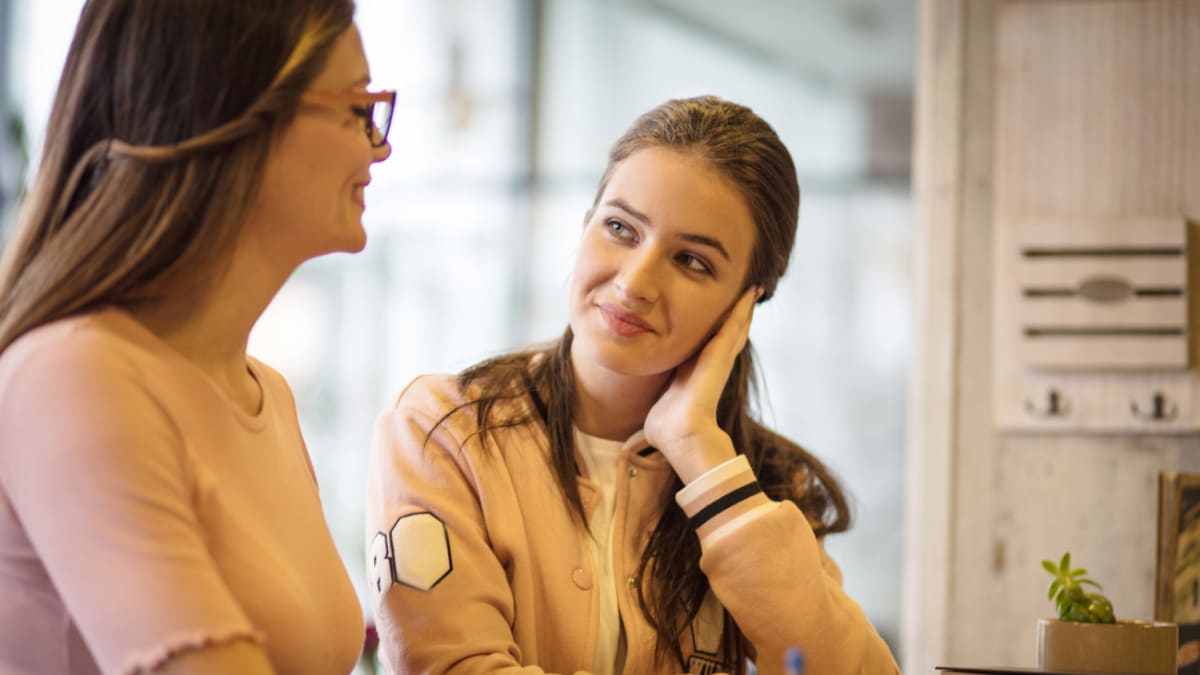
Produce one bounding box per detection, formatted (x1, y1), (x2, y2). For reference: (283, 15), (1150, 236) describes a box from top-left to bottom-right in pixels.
(117, 626), (266, 675)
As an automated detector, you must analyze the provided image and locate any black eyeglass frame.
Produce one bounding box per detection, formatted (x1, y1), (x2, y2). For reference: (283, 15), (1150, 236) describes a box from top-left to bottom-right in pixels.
(300, 89), (396, 148)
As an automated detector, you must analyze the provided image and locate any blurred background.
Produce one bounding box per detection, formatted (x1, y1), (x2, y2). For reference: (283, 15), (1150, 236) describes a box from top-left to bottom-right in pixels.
(0, 0), (914, 664)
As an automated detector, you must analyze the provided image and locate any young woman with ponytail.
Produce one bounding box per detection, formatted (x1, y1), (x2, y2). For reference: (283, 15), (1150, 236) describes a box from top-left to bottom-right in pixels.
(365, 96), (898, 675)
(0, 1), (392, 673)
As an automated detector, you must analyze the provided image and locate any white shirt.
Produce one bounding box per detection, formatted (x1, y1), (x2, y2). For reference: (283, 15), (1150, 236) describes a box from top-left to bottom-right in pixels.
(574, 428), (628, 675)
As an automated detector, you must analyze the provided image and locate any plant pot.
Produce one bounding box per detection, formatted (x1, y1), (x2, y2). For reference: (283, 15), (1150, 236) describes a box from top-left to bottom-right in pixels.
(1036, 618), (1178, 674)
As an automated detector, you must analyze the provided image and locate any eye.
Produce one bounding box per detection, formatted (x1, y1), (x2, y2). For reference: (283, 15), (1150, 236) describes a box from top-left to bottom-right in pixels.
(676, 252), (713, 275)
(350, 104), (376, 132)
(605, 219), (635, 241)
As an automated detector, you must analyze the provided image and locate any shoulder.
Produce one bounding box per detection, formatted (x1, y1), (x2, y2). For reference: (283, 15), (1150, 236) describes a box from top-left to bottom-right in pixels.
(372, 374), (474, 450)
(393, 367), (533, 418)
(391, 373), (471, 415)
(377, 370), (542, 453)
(0, 310), (167, 409)
(0, 312), (184, 481)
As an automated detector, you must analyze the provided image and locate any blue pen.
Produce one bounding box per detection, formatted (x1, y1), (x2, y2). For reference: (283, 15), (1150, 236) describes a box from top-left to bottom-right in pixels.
(785, 647), (805, 675)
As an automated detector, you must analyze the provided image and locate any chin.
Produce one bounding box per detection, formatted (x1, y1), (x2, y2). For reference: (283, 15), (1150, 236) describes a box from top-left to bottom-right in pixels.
(335, 224), (368, 253)
(304, 235), (367, 261)
(573, 327), (675, 379)
(600, 354), (677, 379)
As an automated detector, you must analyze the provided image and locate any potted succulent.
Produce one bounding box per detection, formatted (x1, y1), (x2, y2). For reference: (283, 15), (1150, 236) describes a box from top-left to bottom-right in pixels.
(1037, 552), (1177, 674)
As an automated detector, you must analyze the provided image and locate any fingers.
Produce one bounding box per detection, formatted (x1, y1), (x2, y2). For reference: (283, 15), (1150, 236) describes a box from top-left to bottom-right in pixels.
(710, 285), (761, 361)
(649, 285), (762, 446)
(676, 284), (763, 387)
(737, 284), (764, 329)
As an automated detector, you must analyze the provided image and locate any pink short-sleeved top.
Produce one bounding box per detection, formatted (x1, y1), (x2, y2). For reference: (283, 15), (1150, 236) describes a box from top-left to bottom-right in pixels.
(0, 308), (363, 675)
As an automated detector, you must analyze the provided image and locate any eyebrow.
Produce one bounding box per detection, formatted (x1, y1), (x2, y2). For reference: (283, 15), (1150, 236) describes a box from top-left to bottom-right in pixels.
(605, 198), (733, 263)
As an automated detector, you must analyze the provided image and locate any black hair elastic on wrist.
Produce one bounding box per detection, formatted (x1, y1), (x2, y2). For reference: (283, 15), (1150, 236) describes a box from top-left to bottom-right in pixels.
(688, 481), (764, 530)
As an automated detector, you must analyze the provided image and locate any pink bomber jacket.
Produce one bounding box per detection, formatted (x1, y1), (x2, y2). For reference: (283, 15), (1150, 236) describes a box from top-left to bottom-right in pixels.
(365, 374), (899, 674)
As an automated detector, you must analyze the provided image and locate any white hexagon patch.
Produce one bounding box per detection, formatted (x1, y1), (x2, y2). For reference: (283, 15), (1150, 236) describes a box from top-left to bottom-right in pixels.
(388, 512), (452, 591)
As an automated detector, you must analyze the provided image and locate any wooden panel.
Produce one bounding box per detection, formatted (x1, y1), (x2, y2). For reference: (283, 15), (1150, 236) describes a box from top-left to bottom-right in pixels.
(992, 0), (1200, 431)
(1188, 0), (1200, 221)
(1017, 257), (1186, 288)
(995, 1), (1191, 220)
(1020, 336), (1187, 371)
(915, 1), (1200, 670)
(997, 370), (1195, 431)
(904, 0), (973, 670)
(1014, 217), (1187, 248)
(1018, 297), (1186, 327)
(946, 0), (1005, 663)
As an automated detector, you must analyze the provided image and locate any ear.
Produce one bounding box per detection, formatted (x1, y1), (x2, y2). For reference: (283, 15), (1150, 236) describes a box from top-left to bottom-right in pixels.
(747, 279), (772, 304)
(756, 283), (773, 304)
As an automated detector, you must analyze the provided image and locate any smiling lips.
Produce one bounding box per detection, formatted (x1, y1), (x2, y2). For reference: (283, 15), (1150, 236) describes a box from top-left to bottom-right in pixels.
(598, 303), (653, 337)
(352, 178), (371, 208)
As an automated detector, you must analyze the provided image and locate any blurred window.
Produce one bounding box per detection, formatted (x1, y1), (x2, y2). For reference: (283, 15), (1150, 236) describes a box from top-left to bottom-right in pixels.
(2, 0), (912, 662)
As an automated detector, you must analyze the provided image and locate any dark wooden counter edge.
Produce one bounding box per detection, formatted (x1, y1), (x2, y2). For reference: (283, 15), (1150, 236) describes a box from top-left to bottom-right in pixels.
(936, 662), (1152, 667)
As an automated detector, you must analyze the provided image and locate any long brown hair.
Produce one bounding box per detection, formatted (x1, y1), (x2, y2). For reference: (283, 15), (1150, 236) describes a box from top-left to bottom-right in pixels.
(454, 96), (852, 672)
(0, 0), (355, 354)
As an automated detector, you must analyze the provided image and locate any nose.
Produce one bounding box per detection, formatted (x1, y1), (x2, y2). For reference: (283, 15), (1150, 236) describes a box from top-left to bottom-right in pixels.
(613, 249), (660, 305)
(372, 140), (392, 163)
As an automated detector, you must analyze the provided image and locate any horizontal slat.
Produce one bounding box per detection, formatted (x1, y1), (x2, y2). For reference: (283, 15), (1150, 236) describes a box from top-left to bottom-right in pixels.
(1020, 336), (1188, 370)
(1020, 247), (1183, 257)
(1018, 296), (1187, 326)
(1025, 327), (1183, 337)
(1012, 217), (1186, 249)
(1016, 257), (1186, 287)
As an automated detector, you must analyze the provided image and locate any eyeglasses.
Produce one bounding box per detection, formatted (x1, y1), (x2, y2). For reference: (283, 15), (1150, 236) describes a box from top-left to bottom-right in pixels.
(299, 89), (396, 148)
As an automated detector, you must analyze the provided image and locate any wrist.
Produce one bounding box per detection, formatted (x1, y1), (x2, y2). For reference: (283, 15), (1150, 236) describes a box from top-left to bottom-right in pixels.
(661, 429), (736, 484)
(675, 454), (772, 544)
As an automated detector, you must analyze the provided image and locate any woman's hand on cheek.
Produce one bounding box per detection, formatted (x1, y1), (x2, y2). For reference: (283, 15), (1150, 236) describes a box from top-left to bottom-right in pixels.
(644, 285), (762, 483)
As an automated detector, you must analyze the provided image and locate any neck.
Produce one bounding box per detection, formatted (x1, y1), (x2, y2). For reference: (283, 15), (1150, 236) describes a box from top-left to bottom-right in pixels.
(129, 233), (295, 413)
(570, 347), (668, 442)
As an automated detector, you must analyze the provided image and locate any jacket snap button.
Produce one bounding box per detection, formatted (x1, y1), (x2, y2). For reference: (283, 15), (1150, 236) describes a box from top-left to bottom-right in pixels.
(627, 467), (638, 478)
(572, 568), (593, 590)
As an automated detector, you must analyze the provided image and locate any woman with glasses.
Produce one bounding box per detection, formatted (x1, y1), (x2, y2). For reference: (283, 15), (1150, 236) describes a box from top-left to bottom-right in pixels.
(0, 1), (392, 673)
(365, 96), (898, 674)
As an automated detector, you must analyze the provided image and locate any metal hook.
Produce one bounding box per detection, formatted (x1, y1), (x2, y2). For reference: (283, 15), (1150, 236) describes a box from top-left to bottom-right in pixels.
(1025, 389), (1070, 418)
(1131, 392), (1178, 422)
